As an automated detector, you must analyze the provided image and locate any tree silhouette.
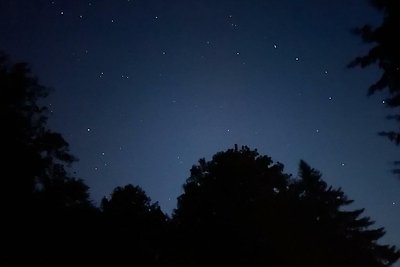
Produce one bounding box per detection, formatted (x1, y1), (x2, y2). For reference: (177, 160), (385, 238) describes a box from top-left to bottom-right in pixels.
(173, 145), (400, 266)
(290, 161), (399, 266)
(100, 184), (170, 265)
(0, 52), (94, 266)
(172, 145), (290, 266)
(101, 184), (163, 219)
(0, 52), (91, 211)
(349, 0), (400, 174)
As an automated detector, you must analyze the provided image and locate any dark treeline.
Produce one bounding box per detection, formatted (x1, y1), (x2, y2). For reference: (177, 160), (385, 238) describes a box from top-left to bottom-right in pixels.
(1, 53), (399, 266)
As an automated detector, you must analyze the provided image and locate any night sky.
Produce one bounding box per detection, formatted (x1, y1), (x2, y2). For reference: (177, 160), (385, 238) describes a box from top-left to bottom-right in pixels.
(1, 0), (399, 253)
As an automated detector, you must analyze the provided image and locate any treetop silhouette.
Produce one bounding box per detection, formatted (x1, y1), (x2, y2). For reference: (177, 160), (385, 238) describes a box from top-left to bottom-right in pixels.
(349, 0), (400, 149)
(2, 50), (399, 266)
(1, 51), (91, 211)
(173, 145), (400, 266)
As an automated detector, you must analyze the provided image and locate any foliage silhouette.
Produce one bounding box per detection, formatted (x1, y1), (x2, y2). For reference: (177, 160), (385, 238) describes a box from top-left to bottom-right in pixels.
(173, 145), (400, 266)
(0, 52), (91, 212)
(99, 184), (171, 266)
(0, 52), (173, 266)
(2, 51), (399, 266)
(1, 52), (95, 266)
(349, 0), (400, 174)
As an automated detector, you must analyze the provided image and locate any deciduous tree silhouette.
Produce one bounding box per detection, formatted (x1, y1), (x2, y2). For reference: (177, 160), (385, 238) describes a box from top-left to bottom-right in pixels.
(0, 52), (91, 211)
(0, 52), (94, 266)
(100, 184), (170, 265)
(1, 52), (172, 266)
(173, 145), (400, 266)
(349, 0), (400, 174)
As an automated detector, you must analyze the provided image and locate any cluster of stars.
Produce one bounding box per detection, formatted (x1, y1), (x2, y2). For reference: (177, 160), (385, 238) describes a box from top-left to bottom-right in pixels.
(34, 1), (400, 242)
(75, 14), (340, 187)
(227, 14), (239, 29)
(46, 0), (392, 204)
(94, 151), (111, 172)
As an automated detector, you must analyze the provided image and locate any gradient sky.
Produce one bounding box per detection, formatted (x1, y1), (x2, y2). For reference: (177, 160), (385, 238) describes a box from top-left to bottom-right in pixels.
(1, 0), (399, 255)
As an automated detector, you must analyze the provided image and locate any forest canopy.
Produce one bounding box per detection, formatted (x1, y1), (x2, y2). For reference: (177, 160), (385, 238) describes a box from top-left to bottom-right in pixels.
(1, 52), (399, 266)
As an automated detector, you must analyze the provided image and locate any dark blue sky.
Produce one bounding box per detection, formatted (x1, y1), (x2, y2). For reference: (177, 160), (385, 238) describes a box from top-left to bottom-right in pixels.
(1, 0), (399, 254)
